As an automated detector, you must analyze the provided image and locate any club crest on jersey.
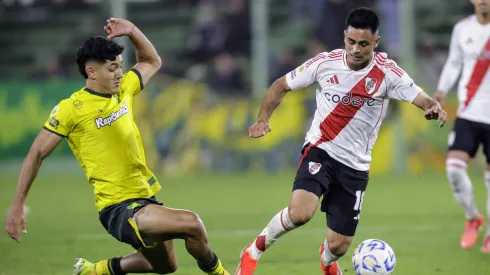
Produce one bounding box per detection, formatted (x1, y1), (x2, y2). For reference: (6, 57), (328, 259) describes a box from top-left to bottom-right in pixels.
(365, 77), (378, 94)
(308, 162), (322, 175)
(73, 100), (83, 110)
(95, 102), (129, 129)
(50, 106), (59, 116)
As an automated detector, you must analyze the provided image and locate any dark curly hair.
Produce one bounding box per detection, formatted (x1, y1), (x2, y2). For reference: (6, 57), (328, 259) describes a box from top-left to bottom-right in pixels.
(76, 36), (125, 79)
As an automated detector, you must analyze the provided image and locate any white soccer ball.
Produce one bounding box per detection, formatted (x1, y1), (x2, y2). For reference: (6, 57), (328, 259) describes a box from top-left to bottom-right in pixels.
(352, 239), (396, 275)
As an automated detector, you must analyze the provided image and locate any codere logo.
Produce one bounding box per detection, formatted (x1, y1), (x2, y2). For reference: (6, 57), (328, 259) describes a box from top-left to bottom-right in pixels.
(324, 92), (375, 107)
(95, 102), (129, 129)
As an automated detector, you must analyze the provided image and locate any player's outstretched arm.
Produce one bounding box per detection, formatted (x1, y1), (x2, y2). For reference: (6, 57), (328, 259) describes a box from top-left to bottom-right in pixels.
(249, 76), (291, 138)
(249, 52), (323, 138)
(412, 90), (447, 128)
(5, 129), (62, 243)
(104, 18), (162, 86)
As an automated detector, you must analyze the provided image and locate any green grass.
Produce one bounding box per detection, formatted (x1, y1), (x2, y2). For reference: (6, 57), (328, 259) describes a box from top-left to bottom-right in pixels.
(1, 166), (490, 274)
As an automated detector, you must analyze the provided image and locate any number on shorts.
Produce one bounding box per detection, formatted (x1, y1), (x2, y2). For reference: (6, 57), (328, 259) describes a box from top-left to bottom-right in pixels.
(353, 190), (365, 211)
(353, 190), (365, 220)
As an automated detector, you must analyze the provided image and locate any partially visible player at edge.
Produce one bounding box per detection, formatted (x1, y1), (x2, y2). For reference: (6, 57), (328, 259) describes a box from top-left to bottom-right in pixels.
(433, 0), (490, 253)
(235, 7), (447, 275)
(5, 18), (229, 275)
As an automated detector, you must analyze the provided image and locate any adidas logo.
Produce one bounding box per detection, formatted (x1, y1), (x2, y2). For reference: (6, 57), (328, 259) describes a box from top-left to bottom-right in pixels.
(327, 75), (340, 84)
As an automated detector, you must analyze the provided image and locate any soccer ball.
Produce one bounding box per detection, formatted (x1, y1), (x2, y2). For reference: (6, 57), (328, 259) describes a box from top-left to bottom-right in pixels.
(352, 239), (396, 275)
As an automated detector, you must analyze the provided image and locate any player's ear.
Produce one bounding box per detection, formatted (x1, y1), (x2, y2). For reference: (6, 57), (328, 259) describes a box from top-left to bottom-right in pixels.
(86, 63), (101, 80)
(375, 35), (381, 48)
(86, 66), (96, 79)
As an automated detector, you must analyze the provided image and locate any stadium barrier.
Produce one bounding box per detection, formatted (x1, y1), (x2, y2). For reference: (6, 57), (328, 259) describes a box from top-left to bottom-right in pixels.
(1, 78), (478, 177)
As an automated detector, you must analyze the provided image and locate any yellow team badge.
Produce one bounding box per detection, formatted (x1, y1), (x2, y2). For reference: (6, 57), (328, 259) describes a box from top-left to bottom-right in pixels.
(127, 202), (141, 210)
(298, 64), (305, 72)
(73, 100), (83, 110)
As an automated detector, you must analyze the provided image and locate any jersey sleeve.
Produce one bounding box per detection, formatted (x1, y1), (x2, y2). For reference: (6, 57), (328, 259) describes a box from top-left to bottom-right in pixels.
(43, 99), (75, 137)
(120, 68), (144, 96)
(437, 23), (463, 93)
(387, 67), (422, 103)
(285, 53), (327, 90)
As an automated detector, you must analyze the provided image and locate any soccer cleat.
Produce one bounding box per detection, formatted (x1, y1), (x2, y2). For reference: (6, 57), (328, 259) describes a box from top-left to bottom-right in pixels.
(319, 243), (342, 275)
(460, 215), (484, 249)
(481, 236), (490, 253)
(73, 258), (96, 275)
(234, 244), (258, 275)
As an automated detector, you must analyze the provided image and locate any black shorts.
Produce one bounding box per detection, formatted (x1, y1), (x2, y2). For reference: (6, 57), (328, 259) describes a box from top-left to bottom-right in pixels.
(448, 117), (490, 163)
(293, 145), (369, 237)
(99, 196), (163, 249)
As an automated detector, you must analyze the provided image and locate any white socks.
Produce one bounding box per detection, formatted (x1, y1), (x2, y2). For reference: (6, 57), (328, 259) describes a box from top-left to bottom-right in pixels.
(247, 207), (297, 260)
(446, 158), (480, 220)
(321, 239), (340, 267)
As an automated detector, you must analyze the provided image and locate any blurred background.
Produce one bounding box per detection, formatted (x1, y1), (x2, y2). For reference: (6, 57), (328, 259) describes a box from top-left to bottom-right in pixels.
(0, 0), (481, 178)
(2, 1), (490, 275)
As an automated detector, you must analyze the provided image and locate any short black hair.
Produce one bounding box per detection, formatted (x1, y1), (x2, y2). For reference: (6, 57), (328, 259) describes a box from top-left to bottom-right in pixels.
(76, 36), (124, 79)
(345, 7), (380, 34)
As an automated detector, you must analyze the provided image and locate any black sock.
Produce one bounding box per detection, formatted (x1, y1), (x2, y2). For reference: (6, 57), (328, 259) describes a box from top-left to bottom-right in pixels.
(198, 252), (219, 273)
(109, 257), (127, 275)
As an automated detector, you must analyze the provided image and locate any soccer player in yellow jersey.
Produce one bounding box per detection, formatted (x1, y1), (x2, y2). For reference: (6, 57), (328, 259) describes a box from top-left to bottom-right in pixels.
(5, 18), (229, 275)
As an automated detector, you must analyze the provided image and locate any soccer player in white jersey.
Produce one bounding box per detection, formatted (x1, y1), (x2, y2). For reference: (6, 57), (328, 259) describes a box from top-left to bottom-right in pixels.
(433, 0), (490, 253)
(235, 7), (447, 275)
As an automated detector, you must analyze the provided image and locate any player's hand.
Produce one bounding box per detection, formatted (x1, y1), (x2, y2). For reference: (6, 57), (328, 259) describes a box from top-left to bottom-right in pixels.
(104, 18), (135, 39)
(424, 101), (447, 128)
(433, 91), (446, 106)
(5, 206), (27, 243)
(249, 121), (271, 138)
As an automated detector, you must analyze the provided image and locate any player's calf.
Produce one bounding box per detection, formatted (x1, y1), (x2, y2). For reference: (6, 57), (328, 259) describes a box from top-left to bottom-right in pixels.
(139, 242), (179, 274)
(325, 235), (352, 257)
(446, 158), (480, 219)
(446, 158), (485, 249)
(134, 205), (228, 274)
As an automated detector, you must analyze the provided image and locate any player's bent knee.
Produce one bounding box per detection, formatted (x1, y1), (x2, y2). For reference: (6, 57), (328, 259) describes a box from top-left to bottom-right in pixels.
(183, 211), (208, 239)
(288, 205), (315, 226)
(447, 151), (470, 163)
(446, 158), (468, 182)
(288, 189), (319, 226)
